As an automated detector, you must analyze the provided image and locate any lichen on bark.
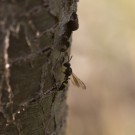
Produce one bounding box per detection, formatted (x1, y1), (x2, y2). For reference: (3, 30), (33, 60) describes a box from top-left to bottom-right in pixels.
(0, 0), (78, 135)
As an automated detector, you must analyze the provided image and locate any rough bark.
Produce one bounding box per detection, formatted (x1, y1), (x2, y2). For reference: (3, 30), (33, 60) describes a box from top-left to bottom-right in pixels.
(0, 0), (78, 135)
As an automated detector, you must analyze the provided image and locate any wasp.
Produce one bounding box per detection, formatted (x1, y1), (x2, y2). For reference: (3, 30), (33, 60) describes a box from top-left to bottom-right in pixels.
(59, 56), (86, 90)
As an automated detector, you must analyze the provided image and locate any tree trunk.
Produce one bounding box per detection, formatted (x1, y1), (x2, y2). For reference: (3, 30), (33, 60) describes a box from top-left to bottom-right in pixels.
(0, 0), (78, 135)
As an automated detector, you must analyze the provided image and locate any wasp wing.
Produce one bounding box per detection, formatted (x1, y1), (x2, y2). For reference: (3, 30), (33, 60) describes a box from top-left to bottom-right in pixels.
(71, 73), (86, 90)
(71, 73), (80, 87)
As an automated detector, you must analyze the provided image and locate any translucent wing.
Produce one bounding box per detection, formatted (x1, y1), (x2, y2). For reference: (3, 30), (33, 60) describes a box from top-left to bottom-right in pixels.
(71, 73), (86, 90)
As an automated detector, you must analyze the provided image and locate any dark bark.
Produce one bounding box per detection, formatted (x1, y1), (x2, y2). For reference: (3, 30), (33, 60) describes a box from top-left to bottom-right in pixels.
(0, 0), (78, 135)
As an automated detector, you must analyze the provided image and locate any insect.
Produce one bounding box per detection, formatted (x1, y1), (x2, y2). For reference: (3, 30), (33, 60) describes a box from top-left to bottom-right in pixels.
(60, 12), (79, 53)
(59, 56), (86, 90)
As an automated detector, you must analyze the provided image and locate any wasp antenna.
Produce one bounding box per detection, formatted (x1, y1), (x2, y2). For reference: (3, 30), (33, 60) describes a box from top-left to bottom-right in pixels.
(69, 56), (72, 61)
(67, 55), (72, 62)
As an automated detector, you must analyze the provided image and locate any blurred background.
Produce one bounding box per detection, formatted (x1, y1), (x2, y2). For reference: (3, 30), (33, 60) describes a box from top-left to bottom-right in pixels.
(66, 0), (135, 135)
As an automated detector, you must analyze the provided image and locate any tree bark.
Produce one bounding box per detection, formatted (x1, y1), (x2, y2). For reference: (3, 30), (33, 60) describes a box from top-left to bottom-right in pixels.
(0, 0), (78, 135)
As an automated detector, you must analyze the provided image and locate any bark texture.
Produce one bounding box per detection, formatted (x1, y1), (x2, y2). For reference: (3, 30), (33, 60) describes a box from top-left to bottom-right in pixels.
(0, 0), (78, 135)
